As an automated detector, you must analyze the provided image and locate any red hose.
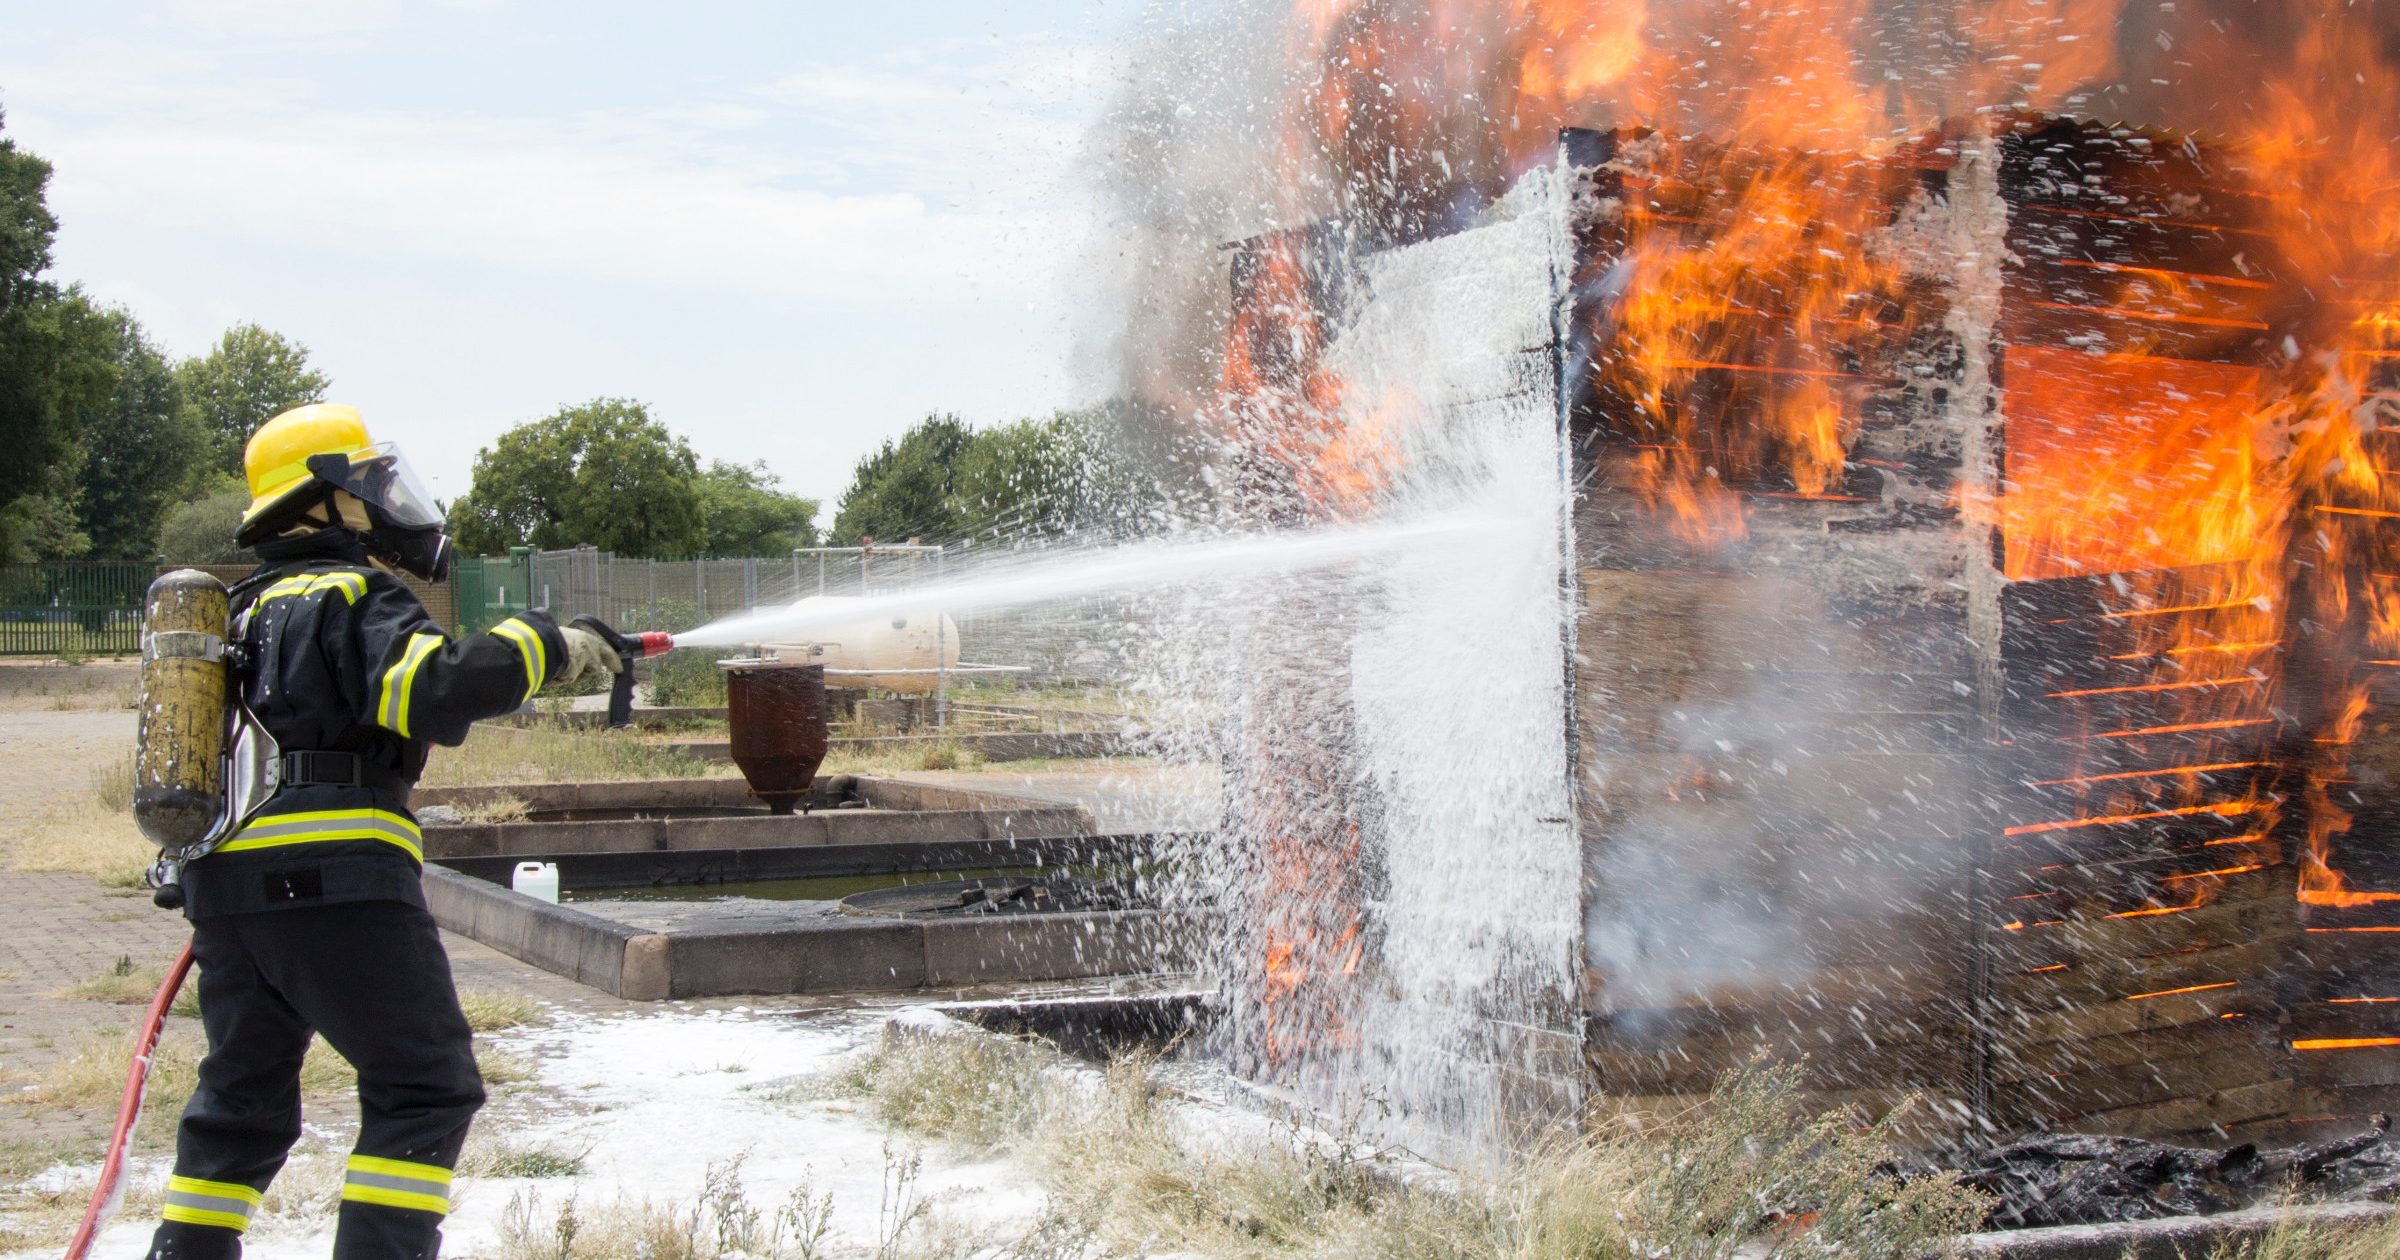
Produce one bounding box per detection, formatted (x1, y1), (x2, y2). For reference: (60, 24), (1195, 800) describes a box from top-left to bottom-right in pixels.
(63, 940), (195, 1260)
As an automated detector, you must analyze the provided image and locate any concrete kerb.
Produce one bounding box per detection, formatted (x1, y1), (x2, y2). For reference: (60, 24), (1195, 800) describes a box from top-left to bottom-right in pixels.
(1949, 1201), (2399, 1259)
(414, 774), (1099, 861)
(423, 865), (664, 999)
(465, 720), (1134, 765)
(425, 861), (1187, 1000)
(423, 806), (1099, 860)
(414, 773), (1087, 820)
(654, 731), (1133, 763)
(488, 707), (726, 730)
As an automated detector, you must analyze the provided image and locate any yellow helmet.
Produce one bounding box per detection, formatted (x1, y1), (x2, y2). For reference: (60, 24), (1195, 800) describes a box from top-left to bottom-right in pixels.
(241, 403), (373, 531)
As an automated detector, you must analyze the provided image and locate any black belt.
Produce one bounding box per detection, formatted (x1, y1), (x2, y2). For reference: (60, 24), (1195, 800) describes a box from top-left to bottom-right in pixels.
(278, 750), (404, 791)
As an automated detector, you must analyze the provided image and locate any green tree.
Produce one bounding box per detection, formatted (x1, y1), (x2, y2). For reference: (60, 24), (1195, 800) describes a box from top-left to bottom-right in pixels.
(177, 323), (330, 474)
(828, 414), (976, 545)
(695, 459), (818, 556)
(953, 409), (1164, 540)
(0, 111), (118, 562)
(155, 477), (254, 565)
(74, 308), (207, 558)
(448, 398), (705, 557)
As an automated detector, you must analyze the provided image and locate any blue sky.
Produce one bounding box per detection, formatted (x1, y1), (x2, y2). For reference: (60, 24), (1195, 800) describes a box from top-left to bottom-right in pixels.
(0, 0), (1148, 516)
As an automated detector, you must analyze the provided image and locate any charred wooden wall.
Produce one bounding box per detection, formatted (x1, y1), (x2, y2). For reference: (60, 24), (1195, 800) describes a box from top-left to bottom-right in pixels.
(1566, 127), (1986, 1141)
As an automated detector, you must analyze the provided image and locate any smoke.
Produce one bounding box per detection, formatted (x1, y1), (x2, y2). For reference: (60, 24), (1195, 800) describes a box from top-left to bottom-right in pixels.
(1072, 2), (1292, 431)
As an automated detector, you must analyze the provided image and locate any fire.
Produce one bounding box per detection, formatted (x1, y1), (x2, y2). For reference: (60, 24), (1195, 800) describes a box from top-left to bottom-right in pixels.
(2125, 982), (2239, 1002)
(2294, 1038), (2400, 1052)
(1228, 0), (2400, 1076)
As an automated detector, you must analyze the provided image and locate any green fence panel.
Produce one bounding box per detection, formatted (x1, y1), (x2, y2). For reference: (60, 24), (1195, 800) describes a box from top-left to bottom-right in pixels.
(0, 562), (151, 657)
(451, 554), (530, 635)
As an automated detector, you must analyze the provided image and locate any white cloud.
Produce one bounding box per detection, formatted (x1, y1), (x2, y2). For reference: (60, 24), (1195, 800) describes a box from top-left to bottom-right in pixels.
(43, 111), (1058, 304)
(2, 8), (1129, 512)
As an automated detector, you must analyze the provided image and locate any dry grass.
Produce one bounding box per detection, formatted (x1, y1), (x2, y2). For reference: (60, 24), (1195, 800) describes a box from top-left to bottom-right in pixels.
(57, 954), (202, 1018)
(818, 739), (988, 776)
(821, 1030), (1988, 1260)
(7, 752), (153, 882)
(50, 680), (138, 711)
(26, 1025), (206, 1115)
(460, 988), (541, 1032)
(22, 1024), (530, 1118)
(491, 1156), (850, 1260)
(460, 1134), (589, 1180)
(420, 725), (732, 788)
(477, 1047), (540, 1087)
(457, 792), (532, 824)
(819, 1028), (1059, 1152)
(2206, 1215), (2400, 1259)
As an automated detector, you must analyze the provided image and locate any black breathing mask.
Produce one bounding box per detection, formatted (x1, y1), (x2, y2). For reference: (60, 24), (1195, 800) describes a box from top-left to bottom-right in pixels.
(305, 447), (456, 582)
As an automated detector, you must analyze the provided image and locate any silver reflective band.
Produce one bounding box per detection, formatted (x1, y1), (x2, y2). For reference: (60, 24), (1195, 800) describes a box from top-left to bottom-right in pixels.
(144, 630), (224, 663)
(341, 1156), (452, 1214)
(162, 1175), (261, 1231)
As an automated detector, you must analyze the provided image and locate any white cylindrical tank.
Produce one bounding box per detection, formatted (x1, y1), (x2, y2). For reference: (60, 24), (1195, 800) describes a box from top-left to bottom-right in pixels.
(763, 596), (961, 694)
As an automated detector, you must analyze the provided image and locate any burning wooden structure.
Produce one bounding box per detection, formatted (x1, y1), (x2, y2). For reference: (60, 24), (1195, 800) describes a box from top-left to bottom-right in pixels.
(1218, 108), (2400, 1148)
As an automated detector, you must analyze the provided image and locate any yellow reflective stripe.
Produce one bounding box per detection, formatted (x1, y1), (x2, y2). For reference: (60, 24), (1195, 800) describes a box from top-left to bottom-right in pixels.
(162, 1175), (261, 1231)
(343, 1154), (452, 1216)
(257, 571), (367, 606)
(342, 1183), (451, 1214)
(376, 631), (444, 737)
(219, 808), (423, 863)
(489, 618), (546, 702)
(162, 1204), (253, 1230)
(346, 1155), (454, 1186)
(168, 1176), (263, 1206)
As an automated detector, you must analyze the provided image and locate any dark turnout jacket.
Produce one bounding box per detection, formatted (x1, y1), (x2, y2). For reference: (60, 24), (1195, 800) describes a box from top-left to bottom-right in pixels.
(180, 531), (565, 918)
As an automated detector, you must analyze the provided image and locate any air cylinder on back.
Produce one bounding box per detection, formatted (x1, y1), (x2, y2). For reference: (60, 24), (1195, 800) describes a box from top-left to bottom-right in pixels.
(134, 570), (230, 849)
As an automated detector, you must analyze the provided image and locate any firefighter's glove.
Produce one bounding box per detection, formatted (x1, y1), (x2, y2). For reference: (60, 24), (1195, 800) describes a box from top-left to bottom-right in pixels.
(557, 626), (625, 687)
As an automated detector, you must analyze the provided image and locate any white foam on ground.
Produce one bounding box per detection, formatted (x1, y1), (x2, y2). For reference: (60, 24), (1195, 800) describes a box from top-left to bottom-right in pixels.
(21, 1008), (1051, 1260)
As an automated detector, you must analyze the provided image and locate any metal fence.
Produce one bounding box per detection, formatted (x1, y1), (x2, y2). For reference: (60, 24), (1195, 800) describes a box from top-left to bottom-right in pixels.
(0, 562), (151, 657)
(448, 545), (1126, 685)
(453, 546), (951, 637)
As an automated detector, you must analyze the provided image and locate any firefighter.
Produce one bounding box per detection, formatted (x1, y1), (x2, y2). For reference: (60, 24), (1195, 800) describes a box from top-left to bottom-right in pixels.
(149, 404), (624, 1260)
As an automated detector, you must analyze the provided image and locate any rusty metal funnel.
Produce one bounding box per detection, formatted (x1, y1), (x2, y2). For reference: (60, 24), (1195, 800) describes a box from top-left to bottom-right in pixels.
(722, 659), (830, 815)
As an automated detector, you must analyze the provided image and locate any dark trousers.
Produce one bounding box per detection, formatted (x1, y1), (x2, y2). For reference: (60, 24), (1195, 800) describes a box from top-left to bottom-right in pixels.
(147, 900), (485, 1260)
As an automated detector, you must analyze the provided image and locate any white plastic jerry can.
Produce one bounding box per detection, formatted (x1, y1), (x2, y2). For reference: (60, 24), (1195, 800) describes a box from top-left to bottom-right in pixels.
(511, 861), (561, 904)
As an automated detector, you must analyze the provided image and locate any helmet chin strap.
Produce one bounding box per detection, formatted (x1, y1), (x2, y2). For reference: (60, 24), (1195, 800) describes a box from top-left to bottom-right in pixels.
(271, 489), (448, 581)
(332, 491), (375, 533)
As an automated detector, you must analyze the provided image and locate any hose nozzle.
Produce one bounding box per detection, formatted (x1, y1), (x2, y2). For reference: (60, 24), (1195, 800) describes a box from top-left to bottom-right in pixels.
(629, 631), (675, 660)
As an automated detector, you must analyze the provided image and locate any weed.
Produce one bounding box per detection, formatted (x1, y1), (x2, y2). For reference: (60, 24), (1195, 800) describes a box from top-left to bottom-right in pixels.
(6, 760), (151, 880)
(1006, 1051), (1986, 1260)
(462, 1136), (589, 1180)
(492, 1156), (850, 1260)
(89, 751), (133, 812)
(59, 954), (153, 1004)
(822, 1026), (1060, 1151)
(0, 1135), (80, 1181)
(477, 1046), (540, 1087)
(458, 988), (541, 1032)
(31, 1027), (203, 1115)
(913, 740), (981, 772)
(456, 793), (531, 824)
(55, 954), (198, 1017)
(2204, 1214), (2400, 1259)
(301, 1037), (359, 1095)
(875, 1144), (928, 1260)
